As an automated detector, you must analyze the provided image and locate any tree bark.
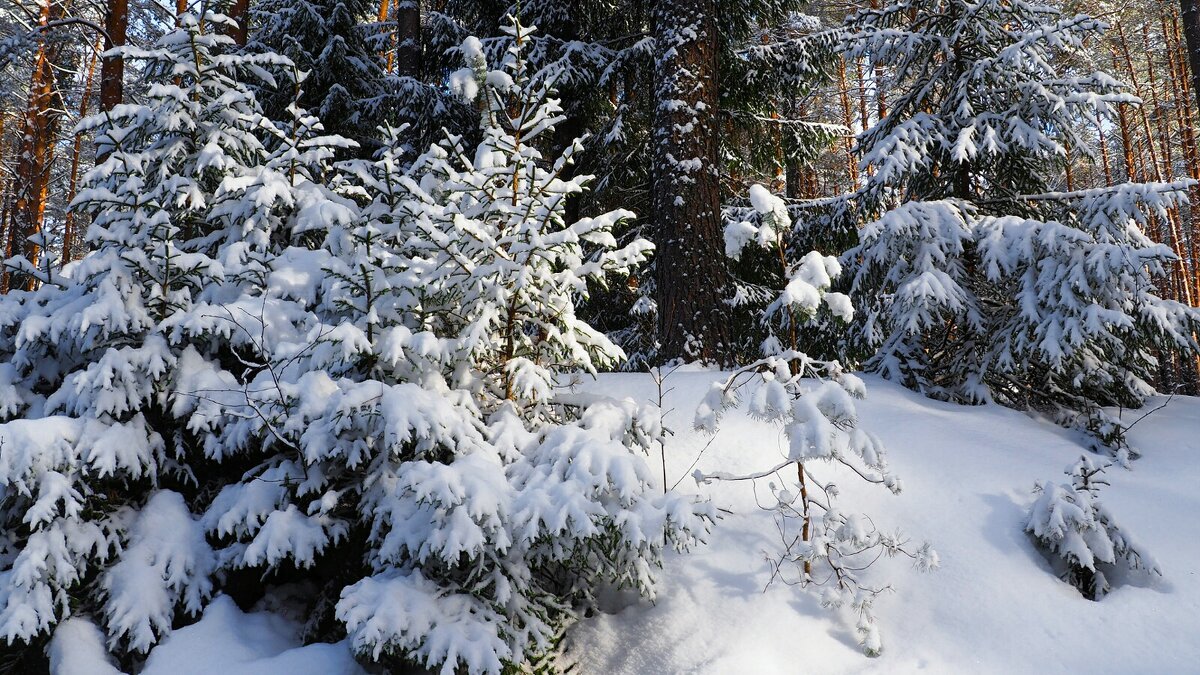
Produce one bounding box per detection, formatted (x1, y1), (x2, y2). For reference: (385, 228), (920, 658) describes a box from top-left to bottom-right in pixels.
(64, 33), (103, 265)
(651, 0), (731, 364)
(1112, 51), (1138, 181)
(1180, 0), (1200, 113)
(395, 0), (421, 78)
(228, 0), (249, 45)
(6, 0), (66, 292)
(837, 58), (859, 190)
(100, 0), (128, 112)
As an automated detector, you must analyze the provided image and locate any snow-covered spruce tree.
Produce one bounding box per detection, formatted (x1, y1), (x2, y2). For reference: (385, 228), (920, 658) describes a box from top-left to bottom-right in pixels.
(699, 184), (937, 657)
(0, 12), (351, 664)
(248, 0), (385, 148)
(429, 1), (848, 365)
(839, 0), (1200, 454)
(1026, 455), (1160, 600)
(192, 17), (711, 673)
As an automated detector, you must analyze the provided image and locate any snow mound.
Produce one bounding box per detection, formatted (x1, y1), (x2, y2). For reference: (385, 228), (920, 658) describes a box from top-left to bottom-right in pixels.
(140, 596), (364, 675)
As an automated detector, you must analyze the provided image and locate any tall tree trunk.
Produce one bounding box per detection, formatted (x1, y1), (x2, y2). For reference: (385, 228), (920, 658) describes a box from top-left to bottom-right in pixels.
(6, 0), (66, 292)
(837, 58), (859, 190)
(63, 33), (103, 265)
(100, 0), (128, 112)
(1113, 52), (1138, 181)
(377, 0), (393, 73)
(651, 0), (730, 364)
(395, 0), (421, 78)
(1180, 0), (1200, 112)
(228, 0), (249, 45)
(1097, 123), (1113, 186)
(1171, 12), (1200, 301)
(97, 0), (128, 167)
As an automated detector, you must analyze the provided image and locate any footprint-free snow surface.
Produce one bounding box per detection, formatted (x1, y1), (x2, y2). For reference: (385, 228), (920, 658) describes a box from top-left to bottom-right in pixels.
(567, 371), (1200, 674)
(60, 371), (1199, 674)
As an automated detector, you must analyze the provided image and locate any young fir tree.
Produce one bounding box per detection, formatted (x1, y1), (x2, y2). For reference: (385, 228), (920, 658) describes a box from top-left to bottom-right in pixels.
(838, 0), (1200, 455)
(186, 17), (712, 673)
(1026, 455), (1160, 600)
(701, 184), (937, 656)
(0, 11), (350, 663)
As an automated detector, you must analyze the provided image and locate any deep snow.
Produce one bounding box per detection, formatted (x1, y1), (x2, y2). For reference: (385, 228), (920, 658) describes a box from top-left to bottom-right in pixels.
(75, 371), (1199, 674)
(566, 372), (1200, 674)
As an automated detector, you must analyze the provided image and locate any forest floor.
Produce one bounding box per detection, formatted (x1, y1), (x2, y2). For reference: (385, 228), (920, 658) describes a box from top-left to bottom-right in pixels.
(567, 371), (1200, 674)
(78, 372), (1200, 675)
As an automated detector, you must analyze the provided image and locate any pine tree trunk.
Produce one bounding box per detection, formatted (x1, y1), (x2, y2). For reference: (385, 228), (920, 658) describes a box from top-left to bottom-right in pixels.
(0, 110), (10, 280)
(1112, 52), (1137, 182)
(6, 0), (66, 292)
(228, 0), (250, 45)
(1180, 0), (1200, 112)
(98, 0), (127, 168)
(395, 0), (421, 78)
(651, 0), (731, 364)
(377, 0), (393, 73)
(837, 59), (859, 190)
(1097, 123), (1113, 186)
(63, 34), (103, 265)
(101, 0), (128, 111)
(1172, 13), (1200, 301)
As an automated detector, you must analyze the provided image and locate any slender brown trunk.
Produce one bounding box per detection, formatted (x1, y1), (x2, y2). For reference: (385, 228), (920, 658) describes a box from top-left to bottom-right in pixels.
(1098, 123), (1114, 186)
(63, 34), (103, 265)
(652, 0), (730, 364)
(1169, 12), (1200, 302)
(395, 0), (421, 78)
(377, 0), (393, 73)
(1116, 24), (1164, 182)
(856, 58), (873, 176)
(100, 0), (128, 112)
(1064, 139), (1074, 191)
(1180, 0), (1200, 113)
(7, 0), (67, 292)
(870, 0), (886, 122)
(0, 111), (10, 279)
(1141, 23), (1194, 306)
(227, 0), (249, 45)
(838, 58), (859, 189)
(1114, 51), (1137, 181)
(856, 57), (870, 133)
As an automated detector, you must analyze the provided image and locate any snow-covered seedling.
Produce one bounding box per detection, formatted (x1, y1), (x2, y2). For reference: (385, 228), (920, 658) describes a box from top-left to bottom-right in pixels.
(701, 186), (937, 657)
(1026, 456), (1160, 601)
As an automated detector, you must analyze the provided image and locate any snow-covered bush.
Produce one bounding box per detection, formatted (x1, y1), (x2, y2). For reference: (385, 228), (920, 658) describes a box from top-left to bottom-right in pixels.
(0, 13), (348, 661)
(1026, 456), (1160, 600)
(188, 16), (709, 673)
(0, 14), (709, 674)
(702, 185), (936, 656)
(839, 0), (1200, 456)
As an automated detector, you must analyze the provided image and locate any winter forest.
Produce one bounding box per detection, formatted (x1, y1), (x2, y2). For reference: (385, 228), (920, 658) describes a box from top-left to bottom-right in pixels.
(0, 0), (1198, 672)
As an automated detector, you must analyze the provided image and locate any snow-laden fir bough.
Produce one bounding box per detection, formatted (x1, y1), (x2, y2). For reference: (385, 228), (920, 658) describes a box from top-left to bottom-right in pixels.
(837, 0), (1200, 457)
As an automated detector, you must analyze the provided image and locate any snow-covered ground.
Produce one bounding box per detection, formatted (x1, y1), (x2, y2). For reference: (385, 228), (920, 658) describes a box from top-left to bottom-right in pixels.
(568, 372), (1200, 674)
(87, 371), (1199, 675)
